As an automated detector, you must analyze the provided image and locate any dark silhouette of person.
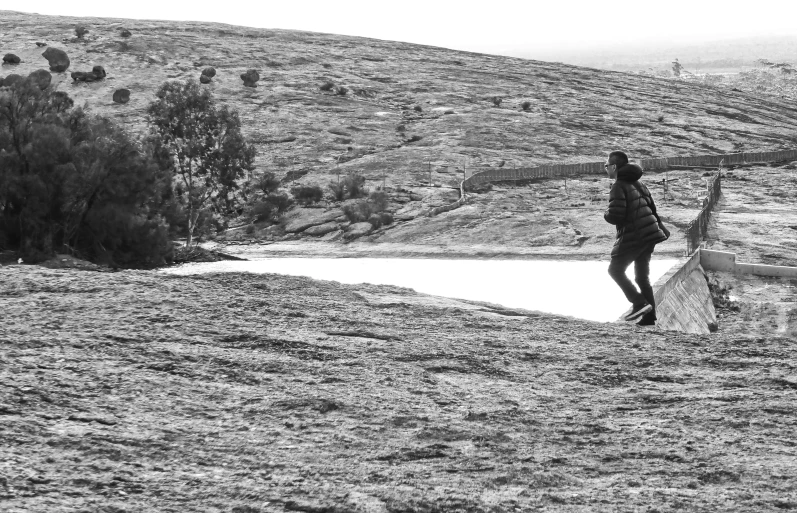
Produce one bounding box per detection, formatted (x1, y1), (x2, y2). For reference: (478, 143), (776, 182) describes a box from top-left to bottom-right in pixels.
(604, 151), (670, 324)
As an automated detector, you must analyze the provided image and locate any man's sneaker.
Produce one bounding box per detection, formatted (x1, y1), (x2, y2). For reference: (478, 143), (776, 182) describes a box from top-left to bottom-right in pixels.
(624, 303), (652, 322)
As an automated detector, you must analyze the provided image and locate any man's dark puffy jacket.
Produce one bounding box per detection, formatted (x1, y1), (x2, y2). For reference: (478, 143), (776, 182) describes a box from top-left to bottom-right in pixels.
(604, 163), (668, 256)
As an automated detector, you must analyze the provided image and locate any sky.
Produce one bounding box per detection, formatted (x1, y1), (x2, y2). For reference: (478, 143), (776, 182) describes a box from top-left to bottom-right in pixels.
(6, 0), (797, 58)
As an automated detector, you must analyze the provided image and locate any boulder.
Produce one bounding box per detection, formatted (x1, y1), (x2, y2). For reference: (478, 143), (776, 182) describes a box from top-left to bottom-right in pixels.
(36, 42), (47, 47)
(27, 69), (52, 90)
(344, 222), (373, 240)
(283, 209), (342, 233)
(120, 29), (132, 38)
(3, 54), (20, 64)
(201, 67), (216, 78)
(71, 66), (106, 82)
(240, 69), (259, 87)
(112, 88), (130, 104)
(1, 74), (24, 88)
(199, 74), (211, 84)
(42, 48), (70, 72)
(303, 222), (340, 236)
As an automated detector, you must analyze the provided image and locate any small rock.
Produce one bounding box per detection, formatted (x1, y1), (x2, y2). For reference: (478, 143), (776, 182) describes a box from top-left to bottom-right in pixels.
(3, 53), (21, 64)
(28, 69), (52, 90)
(199, 74), (211, 84)
(344, 221), (373, 240)
(28, 476), (52, 485)
(42, 47), (70, 72)
(120, 29), (132, 38)
(36, 42), (47, 47)
(303, 222), (339, 236)
(240, 69), (259, 88)
(112, 88), (130, 104)
(71, 66), (106, 83)
(201, 67), (216, 78)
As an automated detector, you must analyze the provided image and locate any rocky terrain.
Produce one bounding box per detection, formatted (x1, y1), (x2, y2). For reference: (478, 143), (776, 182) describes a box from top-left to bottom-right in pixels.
(3, 10), (797, 252)
(2, 266), (797, 512)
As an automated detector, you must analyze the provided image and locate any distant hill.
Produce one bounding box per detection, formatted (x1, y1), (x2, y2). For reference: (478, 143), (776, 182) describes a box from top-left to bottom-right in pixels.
(2, 10), (797, 189)
(527, 36), (797, 73)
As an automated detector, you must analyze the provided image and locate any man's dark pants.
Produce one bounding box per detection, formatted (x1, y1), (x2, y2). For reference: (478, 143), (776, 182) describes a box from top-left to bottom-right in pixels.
(608, 243), (657, 321)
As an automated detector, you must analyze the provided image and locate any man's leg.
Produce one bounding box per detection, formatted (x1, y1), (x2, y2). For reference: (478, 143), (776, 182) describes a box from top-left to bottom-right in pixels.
(608, 248), (647, 307)
(634, 244), (657, 324)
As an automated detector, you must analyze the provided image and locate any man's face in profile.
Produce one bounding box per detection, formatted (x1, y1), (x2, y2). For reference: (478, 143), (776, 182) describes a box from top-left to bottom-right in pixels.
(605, 158), (617, 179)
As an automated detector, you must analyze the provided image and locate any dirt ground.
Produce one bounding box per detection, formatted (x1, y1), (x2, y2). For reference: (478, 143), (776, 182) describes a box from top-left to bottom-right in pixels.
(2, 266), (797, 513)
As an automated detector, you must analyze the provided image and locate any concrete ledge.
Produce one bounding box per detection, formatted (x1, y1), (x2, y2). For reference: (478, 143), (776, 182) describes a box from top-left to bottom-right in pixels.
(700, 249), (797, 277)
(650, 251), (716, 334)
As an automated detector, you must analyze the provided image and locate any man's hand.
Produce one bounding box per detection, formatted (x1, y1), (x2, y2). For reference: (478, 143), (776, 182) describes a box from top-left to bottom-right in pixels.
(659, 221), (671, 240)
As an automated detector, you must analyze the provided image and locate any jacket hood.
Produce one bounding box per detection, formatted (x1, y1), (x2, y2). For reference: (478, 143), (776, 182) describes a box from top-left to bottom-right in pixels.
(617, 163), (643, 182)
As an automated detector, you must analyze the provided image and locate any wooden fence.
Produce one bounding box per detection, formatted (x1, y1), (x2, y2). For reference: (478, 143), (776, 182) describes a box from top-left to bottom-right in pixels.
(462, 149), (797, 189)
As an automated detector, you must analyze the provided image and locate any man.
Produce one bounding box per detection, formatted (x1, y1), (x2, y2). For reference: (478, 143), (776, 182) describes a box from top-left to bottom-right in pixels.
(604, 151), (670, 325)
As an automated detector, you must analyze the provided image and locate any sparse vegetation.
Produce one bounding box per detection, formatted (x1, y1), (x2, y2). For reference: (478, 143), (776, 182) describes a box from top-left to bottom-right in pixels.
(291, 184), (324, 205)
(319, 81), (334, 91)
(521, 101), (532, 111)
(341, 190), (390, 225)
(329, 173), (366, 202)
(74, 26), (89, 39)
(413, 105), (423, 112)
(491, 96), (502, 107)
(335, 86), (348, 96)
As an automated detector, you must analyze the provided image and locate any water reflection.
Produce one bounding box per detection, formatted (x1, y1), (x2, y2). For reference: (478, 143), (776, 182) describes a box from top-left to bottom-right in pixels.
(162, 258), (677, 323)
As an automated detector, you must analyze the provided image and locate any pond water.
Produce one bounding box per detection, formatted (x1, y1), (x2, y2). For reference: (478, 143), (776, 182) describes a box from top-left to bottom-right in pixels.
(162, 257), (678, 323)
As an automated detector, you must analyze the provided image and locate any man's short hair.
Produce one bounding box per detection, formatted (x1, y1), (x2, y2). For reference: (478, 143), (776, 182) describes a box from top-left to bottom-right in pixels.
(608, 151), (629, 166)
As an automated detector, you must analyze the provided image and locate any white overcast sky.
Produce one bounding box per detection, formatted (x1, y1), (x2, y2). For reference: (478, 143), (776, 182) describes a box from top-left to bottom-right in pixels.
(8, 1), (797, 56)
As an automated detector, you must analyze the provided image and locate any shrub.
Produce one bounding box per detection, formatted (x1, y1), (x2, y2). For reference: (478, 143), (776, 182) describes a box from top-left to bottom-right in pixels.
(335, 86), (348, 96)
(368, 190), (389, 212)
(491, 96), (502, 107)
(657, 114), (665, 122)
(291, 184), (324, 205)
(256, 171), (281, 195)
(328, 180), (346, 202)
(521, 101), (531, 111)
(407, 135), (422, 143)
(247, 192), (294, 223)
(380, 212), (394, 226)
(75, 26), (89, 39)
(343, 173), (366, 198)
(342, 200), (372, 223)
(413, 105), (423, 112)
(367, 213), (382, 228)
(319, 81), (334, 91)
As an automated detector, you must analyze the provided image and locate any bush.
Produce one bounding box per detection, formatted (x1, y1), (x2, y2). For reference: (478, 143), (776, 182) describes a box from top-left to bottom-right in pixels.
(291, 184), (324, 205)
(367, 213), (382, 228)
(75, 26), (89, 39)
(342, 200), (372, 223)
(413, 105), (423, 112)
(247, 191), (294, 223)
(335, 86), (348, 96)
(380, 212), (394, 226)
(328, 180), (346, 202)
(521, 101), (531, 111)
(256, 171), (281, 195)
(368, 190), (389, 212)
(319, 81), (334, 91)
(491, 96), (502, 107)
(0, 79), (175, 267)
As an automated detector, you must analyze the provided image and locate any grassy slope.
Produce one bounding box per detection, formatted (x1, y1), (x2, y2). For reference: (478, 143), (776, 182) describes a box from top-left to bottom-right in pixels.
(1, 267), (796, 512)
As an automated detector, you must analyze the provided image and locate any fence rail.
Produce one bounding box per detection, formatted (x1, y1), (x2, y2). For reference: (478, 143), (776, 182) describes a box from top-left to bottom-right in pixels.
(685, 171), (722, 255)
(462, 149), (797, 189)
(452, 148), (797, 254)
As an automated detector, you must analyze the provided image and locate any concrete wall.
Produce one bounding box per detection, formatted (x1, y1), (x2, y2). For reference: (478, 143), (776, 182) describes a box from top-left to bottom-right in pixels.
(701, 249), (797, 277)
(652, 251), (717, 334)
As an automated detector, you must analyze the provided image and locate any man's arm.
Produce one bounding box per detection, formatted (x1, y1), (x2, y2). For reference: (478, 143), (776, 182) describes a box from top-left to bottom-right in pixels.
(647, 193), (671, 239)
(603, 183), (626, 225)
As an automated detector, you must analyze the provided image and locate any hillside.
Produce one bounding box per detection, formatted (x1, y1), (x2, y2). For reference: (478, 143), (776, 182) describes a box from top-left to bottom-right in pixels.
(3, 10), (797, 182)
(4, 11), (797, 255)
